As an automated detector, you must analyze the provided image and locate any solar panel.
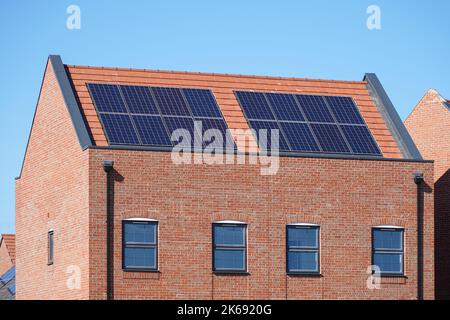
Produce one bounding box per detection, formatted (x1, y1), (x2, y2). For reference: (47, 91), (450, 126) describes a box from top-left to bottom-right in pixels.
(183, 88), (222, 118)
(296, 95), (334, 123)
(235, 91), (382, 156)
(0, 267), (15, 285)
(88, 83), (236, 150)
(99, 113), (140, 145)
(120, 85), (159, 115)
(151, 87), (191, 116)
(325, 96), (364, 124)
(311, 124), (350, 153)
(132, 115), (171, 146)
(198, 118), (235, 149)
(266, 93), (305, 121)
(7, 284), (16, 295)
(280, 122), (320, 152)
(341, 125), (381, 155)
(235, 91), (275, 120)
(249, 120), (290, 151)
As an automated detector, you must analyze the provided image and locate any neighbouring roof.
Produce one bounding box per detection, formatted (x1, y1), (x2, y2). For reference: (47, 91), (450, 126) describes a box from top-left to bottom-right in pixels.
(0, 267), (15, 300)
(35, 55), (425, 162)
(0, 234), (15, 264)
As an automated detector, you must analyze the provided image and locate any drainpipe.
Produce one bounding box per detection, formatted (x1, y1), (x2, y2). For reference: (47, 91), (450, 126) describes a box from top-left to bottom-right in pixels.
(413, 173), (424, 300)
(103, 160), (114, 300)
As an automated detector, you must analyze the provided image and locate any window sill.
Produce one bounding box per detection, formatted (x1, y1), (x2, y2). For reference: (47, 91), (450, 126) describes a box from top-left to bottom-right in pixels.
(213, 270), (249, 276)
(123, 268), (160, 273)
(287, 272), (322, 277)
(379, 274), (407, 278)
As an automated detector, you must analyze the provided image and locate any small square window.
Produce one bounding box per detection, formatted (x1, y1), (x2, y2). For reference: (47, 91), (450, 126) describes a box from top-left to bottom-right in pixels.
(286, 225), (320, 274)
(213, 224), (247, 272)
(122, 221), (158, 271)
(372, 228), (404, 275)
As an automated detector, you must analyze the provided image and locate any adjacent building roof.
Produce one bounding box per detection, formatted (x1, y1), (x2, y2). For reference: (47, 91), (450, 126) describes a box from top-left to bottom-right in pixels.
(0, 234), (15, 264)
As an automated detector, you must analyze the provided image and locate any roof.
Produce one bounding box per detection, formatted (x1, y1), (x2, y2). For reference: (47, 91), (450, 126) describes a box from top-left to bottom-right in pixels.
(26, 55), (425, 163)
(0, 234), (15, 264)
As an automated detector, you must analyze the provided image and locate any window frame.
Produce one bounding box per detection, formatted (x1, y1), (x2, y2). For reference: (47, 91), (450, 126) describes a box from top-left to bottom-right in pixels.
(122, 220), (159, 272)
(371, 227), (405, 276)
(47, 230), (54, 266)
(212, 222), (247, 273)
(286, 224), (320, 275)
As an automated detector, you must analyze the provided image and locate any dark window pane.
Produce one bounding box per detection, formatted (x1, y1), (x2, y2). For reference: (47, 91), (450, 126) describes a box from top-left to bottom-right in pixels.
(88, 83), (127, 113)
(296, 95), (334, 123)
(183, 88), (222, 118)
(266, 93), (304, 121)
(124, 247), (156, 269)
(120, 85), (159, 115)
(325, 96), (364, 124)
(99, 113), (140, 145)
(287, 227), (318, 248)
(373, 253), (402, 274)
(236, 91), (275, 120)
(288, 251), (318, 272)
(373, 229), (403, 250)
(214, 225), (245, 246)
(280, 123), (320, 152)
(124, 223), (156, 244)
(311, 124), (350, 153)
(152, 87), (191, 116)
(132, 115), (172, 146)
(214, 249), (245, 270)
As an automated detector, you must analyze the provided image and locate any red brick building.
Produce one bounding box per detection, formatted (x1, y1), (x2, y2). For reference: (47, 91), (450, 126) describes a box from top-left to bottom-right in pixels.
(15, 55), (434, 300)
(404, 89), (450, 299)
(0, 234), (15, 276)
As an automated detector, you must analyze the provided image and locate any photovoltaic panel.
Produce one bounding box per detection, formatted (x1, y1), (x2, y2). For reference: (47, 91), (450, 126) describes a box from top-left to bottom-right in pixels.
(341, 125), (381, 155)
(151, 87), (191, 116)
(120, 85), (159, 115)
(163, 116), (198, 147)
(183, 88), (222, 118)
(296, 95), (334, 123)
(87, 84), (127, 113)
(280, 123), (320, 152)
(99, 113), (140, 145)
(198, 118), (236, 149)
(0, 267), (15, 285)
(266, 93), (305, 121)
(325, 96), (364, 124)
(311, 124), (350, 153)
(235, 91), (275, 120)
(132, 115), (172, 146)
(249, 120), (290, 151)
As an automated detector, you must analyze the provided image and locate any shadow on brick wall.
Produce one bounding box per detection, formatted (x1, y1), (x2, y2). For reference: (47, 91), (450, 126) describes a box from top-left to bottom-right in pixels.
(435, 169), (450, 300)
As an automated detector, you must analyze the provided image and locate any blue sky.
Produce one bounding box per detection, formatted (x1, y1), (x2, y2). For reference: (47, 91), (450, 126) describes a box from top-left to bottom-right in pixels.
(0, 0), (449, 234)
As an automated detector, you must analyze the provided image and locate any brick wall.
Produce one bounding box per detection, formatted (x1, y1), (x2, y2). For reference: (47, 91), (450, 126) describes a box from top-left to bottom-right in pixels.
(15, 60), (90, 300)
(405, 89), (450, 300)
(0, 240), (13, 275)
(88, 150), (434, 300)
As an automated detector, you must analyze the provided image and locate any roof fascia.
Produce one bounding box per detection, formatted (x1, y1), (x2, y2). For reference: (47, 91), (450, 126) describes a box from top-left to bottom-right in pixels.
(364, 73), (422, 160)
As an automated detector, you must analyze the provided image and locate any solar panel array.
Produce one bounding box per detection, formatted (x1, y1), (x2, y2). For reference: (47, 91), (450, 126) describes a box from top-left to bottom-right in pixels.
(88, 84), (235, 150)
(235, 91), (382, 156)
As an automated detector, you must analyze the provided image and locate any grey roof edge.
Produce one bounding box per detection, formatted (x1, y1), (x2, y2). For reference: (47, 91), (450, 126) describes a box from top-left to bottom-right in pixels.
(364, 73), (423, 160)
(16, 55), (92, 180)
(50, 55), (92, 149)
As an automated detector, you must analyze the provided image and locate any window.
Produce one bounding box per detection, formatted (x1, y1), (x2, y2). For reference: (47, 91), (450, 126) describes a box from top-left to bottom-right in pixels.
(372, 227), (404, 275)
(122, 220), (158, 271)
(48, 230), (54, 265)
(286, 225), (320, 273)
(213, 223), (246, 272)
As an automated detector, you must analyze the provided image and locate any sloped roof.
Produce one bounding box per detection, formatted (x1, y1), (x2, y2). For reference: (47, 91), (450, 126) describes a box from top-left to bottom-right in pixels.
(0, 267), (15, 300)
(0, 234), (15, 264)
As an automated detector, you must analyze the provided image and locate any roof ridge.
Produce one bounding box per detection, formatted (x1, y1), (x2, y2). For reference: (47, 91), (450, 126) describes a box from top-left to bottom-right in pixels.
(65, 64), (367, 84)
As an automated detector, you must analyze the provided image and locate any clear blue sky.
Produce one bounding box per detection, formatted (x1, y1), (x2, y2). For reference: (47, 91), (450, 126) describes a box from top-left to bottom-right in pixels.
(0, 0), (449, 234)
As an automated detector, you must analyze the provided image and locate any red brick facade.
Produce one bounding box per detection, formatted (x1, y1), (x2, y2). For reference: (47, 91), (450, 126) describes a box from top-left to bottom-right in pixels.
(0, 235), (14, 275)
(15, 57), (435, 300)
(405, 89), (450, 299)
